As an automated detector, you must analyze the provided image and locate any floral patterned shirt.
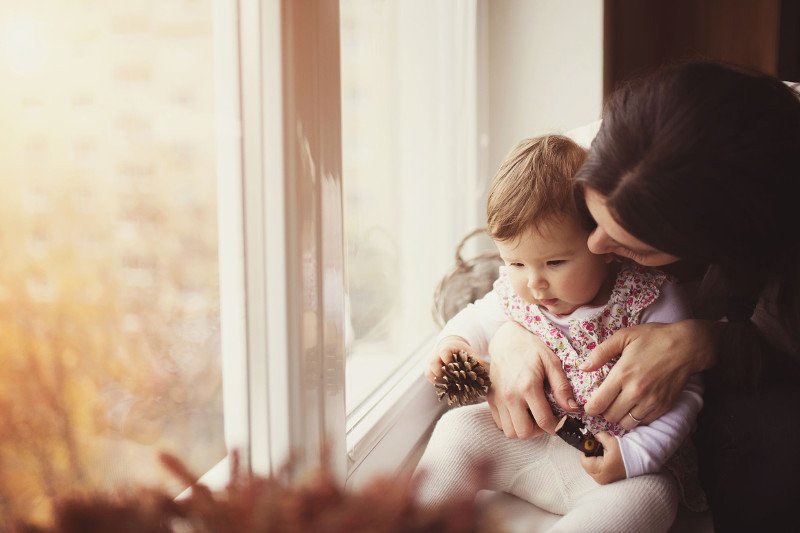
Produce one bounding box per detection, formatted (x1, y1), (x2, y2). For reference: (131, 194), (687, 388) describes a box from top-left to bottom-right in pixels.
(493, 262), (669, 436)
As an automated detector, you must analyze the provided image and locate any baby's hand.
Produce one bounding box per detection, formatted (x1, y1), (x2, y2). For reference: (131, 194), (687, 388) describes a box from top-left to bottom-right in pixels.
(425, 336), (474, 384)
(579, 432), (626, 484)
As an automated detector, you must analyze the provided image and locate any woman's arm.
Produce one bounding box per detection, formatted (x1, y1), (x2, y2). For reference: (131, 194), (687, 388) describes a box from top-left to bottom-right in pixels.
(581, 319), (720, 426)
(486, 321), (579, 439)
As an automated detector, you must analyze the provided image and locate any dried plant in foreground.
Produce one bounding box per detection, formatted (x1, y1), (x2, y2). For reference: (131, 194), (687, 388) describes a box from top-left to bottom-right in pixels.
(13, 451), (504, 533)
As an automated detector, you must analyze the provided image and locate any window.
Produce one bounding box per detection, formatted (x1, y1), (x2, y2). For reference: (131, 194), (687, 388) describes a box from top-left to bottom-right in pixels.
(340, 0), (487, 483)
(0, 0), (226, 522)
(1, 1), (487, 523)
(340, 1), (477, 410)
(230, 0), (487, 486)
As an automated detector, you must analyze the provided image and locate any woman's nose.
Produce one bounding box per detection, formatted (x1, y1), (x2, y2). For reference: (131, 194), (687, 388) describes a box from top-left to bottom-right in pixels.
(587, 227), (614, 255)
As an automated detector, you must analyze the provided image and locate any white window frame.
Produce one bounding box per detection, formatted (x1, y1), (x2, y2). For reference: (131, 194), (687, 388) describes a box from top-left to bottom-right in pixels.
(211, 0), (488, 487)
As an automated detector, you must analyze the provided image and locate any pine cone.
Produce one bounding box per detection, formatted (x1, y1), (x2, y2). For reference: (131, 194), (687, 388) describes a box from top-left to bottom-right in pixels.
(434, 350), (491, 406)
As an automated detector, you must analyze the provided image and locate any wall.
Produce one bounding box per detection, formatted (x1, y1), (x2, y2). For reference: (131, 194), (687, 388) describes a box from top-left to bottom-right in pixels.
(487, 0), (604, 172)
(603, 0), (799, 97)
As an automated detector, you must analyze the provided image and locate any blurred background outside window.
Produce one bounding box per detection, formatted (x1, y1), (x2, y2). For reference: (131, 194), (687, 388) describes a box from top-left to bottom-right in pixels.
(0, 0), (225, 523)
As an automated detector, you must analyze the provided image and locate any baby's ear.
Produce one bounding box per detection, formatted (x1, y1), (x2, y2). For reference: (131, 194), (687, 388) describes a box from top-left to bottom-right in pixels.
(603, 253), (615, 264)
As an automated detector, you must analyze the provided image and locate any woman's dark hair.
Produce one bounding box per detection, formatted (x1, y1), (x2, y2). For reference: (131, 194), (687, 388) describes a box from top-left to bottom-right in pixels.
(576, 60), (800, 388)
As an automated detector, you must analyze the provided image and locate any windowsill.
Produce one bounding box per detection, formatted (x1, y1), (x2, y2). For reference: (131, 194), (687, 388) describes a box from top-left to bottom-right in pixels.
(187, 338), (448, 495)
(345, 336), (446, 487)
(345, 340), (419, 413)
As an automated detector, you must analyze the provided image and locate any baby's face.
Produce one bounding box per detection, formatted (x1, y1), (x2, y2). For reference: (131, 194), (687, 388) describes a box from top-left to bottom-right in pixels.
(495, 216), (613, 316)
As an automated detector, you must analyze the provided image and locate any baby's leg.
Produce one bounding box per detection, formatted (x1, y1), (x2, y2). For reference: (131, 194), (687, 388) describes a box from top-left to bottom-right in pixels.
(413, 402), (550, 509)
(548, 471), (679, 533)
(506, 437), (679, 531)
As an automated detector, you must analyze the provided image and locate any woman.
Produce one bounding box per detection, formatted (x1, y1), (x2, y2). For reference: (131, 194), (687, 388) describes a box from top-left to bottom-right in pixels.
(486, 61), (800, 531)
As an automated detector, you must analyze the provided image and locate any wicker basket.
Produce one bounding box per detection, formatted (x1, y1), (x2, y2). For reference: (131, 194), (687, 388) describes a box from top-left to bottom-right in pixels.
(432, 228), (503, 327)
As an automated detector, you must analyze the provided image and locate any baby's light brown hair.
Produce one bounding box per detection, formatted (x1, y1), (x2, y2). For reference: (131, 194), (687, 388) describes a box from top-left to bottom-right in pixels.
(487, 135), (592, 242)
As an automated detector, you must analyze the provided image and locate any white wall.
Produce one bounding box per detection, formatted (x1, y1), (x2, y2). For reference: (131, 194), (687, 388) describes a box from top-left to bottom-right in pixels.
(487, 0), (604, 171)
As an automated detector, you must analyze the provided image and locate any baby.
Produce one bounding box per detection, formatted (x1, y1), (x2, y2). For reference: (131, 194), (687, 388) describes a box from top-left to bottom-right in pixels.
(416, 135), (704, 532)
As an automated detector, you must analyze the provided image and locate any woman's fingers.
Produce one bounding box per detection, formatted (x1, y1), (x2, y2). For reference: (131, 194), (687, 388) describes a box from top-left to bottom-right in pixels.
(583, 325), (661, 419)
(525, 379), (560, 434)
(509, 398), (539, 439)
(580, 320), (717, 433)
(580, 327), (630, 372)
(489, 383), (539, 439)
(544, 349), (580, 413)
(485, 321), (579, 438)
(618, 403), (653, 431)
(497, 407), (516, 438)
(490, 397), (517, 438)
(586, 365), (654, 425)
(498, 354), (562, 435)
(583, 369), (624, 418)
(487, 394), (504, 430)
(583, 322), (706, 426)
(595, 374), (632, 423)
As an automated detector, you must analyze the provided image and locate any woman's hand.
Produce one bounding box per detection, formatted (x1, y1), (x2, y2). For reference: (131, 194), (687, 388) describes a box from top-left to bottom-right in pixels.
(487, 321), (579, 439)
(580, 432), (625, 484)
(581, 319), (718, 430)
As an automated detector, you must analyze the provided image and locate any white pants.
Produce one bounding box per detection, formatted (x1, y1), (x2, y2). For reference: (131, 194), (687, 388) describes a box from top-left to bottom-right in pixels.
(414, 403), (679, 532)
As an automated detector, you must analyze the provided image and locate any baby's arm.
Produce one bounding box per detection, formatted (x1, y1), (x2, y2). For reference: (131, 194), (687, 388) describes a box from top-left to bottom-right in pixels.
(582, 373), (704, 484)
(426, 290), (508, 383)
(438, 290), (508, 356)
(617, 375), (703, 478)
(617, 279), (704, 478)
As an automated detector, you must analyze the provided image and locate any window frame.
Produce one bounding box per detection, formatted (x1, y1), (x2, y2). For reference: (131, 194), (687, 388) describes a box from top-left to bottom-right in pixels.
(232, 0), (348, 481)
(214, 0), (488, 487)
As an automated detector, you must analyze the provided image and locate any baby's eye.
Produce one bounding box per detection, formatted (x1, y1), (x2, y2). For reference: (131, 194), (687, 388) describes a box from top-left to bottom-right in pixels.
(547, 260), (566, 267)
(509, 262), (524, 268)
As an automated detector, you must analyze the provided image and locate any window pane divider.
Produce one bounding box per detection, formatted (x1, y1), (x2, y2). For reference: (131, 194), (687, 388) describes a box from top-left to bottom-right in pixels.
(238, 0), (347, 482)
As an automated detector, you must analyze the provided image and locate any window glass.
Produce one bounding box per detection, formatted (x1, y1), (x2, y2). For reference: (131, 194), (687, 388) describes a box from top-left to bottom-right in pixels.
(340, 0), (477, 411)
(0, 0), (224, 523)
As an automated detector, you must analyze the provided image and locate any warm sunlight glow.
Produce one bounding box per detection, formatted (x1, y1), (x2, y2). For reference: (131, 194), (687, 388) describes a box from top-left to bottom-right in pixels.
(0, 1), (224, 525)
(0, 15), (48, 76)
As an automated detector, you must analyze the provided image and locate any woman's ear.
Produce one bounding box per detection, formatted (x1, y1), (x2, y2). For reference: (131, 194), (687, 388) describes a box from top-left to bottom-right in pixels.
(603, 253), (616, 264)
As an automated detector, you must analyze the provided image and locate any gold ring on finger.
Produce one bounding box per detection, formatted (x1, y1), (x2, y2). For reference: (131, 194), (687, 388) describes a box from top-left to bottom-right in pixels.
(627, 411), (644, 424)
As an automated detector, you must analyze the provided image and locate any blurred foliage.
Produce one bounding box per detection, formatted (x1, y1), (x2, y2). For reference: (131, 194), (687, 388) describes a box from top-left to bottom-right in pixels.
(0, 111), (224, 529)
(12, 452), (504, 533)
(0, 188), (225, 526)
(0, 1), (225, 526)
